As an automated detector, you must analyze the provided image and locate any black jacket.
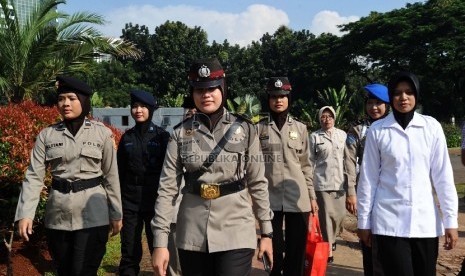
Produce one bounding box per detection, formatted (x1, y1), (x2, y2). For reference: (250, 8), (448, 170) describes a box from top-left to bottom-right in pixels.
(117, 122), (170, 211)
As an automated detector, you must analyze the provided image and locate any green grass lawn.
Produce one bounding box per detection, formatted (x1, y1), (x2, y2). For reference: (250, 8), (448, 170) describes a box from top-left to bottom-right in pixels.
(98, 234), (121, 275)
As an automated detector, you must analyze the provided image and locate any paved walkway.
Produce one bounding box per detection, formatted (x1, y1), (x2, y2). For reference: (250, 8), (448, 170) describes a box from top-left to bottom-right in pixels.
(132, 152), (465, 275)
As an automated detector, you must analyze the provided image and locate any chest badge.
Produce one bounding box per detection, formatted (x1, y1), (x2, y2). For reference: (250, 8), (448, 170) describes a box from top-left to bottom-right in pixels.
(289, 131), (298, 140)
(185, 128), (193, 136)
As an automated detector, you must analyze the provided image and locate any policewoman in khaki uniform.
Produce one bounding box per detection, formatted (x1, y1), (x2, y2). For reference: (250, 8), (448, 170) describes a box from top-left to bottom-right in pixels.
(258, 77), (318, 276)
(309, 106), (346, 263)
(151, 58), (273, 276)
(15, 76), (122, 275)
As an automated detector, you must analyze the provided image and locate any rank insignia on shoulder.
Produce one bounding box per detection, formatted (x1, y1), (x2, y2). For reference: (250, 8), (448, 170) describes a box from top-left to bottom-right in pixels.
(346, 133), (357, 146)
(289, 131), (298, 140)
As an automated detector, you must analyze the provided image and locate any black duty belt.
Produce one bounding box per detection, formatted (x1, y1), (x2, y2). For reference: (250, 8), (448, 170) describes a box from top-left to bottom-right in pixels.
(185, 180), (245, 199)
(52, 177), (102, 194)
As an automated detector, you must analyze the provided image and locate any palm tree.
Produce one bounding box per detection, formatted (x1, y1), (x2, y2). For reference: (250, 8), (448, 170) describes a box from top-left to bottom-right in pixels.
(0, 0), (142, 102)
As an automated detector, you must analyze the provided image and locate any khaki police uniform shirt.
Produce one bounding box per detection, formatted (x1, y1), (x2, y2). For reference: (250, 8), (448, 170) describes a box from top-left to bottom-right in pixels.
(344, 122), (368, 196)
(15, 119), (122, 230)
(258, 116), (316, 212)
(309, 128), (346, 191)
(152, 109), (273, 252)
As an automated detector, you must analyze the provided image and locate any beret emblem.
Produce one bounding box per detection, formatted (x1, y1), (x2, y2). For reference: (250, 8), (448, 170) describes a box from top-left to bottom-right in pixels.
(198, 65), (211, 78)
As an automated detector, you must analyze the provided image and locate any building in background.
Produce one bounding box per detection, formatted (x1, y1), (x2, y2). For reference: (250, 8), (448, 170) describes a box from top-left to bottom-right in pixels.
(1, 0), (56, 27)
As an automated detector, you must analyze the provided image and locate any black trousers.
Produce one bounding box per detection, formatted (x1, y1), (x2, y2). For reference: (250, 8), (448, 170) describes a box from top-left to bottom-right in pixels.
(178, 248), (255, 276)
(119, 209), (155, 276)
(361, 241), (373, 276)
(270, 211), (309, 276)
(374, 235), (438, 276)
(46, 225), (109, 276)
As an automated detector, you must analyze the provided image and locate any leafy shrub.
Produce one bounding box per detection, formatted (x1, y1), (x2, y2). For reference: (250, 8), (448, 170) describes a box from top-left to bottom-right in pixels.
(442, 123), (461, 148)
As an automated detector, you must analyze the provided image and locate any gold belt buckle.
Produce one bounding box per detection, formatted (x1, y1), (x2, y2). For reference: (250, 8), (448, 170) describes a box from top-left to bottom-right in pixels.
(200, 183), (220, 199)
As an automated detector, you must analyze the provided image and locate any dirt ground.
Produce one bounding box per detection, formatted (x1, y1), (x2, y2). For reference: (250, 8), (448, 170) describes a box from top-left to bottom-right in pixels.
(1, 150), (464, 276)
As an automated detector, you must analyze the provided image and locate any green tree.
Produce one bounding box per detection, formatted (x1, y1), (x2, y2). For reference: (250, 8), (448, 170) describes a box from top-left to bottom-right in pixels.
(87, 59), (149, 107)
(0, 0), (141, 103)
(340, 0), (465, 120)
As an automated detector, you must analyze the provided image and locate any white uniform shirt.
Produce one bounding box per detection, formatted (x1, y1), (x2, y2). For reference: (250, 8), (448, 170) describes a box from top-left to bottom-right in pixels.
(357, 112), (458, 237)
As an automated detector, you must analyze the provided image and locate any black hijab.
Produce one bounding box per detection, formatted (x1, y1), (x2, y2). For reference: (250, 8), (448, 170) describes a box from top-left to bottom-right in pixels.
(269, 93), (291, 131)
(388, 72), (420, 129)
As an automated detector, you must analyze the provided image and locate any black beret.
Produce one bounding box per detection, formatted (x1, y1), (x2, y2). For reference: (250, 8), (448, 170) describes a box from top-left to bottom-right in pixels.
(56, 75), (92, 96)
(130, 89), (157, 108)
(188, 57), (225, 89)
(266, 77), (292, 95)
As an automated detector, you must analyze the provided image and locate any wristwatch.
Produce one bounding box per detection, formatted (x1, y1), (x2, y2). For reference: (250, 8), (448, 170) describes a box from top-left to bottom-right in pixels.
(261, 232), (273, 239)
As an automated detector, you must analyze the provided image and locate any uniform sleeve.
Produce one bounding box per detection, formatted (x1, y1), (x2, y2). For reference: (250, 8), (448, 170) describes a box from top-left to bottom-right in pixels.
(356, 128), (380, 230)
(308, 133), (316, 185)
(344, 126), (359, 197)
(101, 128), (122, 220)
(14, 130), (48, 221)
(152, 133), (183, 248)
(300, 126), (316, 200)
(245, 123), (274, 234)
(430, 122), (458, 229)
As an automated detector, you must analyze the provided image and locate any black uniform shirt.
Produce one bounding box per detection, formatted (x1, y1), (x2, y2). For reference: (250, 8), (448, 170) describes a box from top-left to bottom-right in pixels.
(117, 122), (170, 211)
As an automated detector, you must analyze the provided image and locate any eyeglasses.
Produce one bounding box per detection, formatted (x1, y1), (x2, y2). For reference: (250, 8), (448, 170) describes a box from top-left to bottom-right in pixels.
(320, 115), (334, 121)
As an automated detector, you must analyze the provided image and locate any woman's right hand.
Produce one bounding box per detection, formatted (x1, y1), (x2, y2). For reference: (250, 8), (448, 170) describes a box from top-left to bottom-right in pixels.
(18, 218), (33, 242)
(152, 247), (169, 276)
(357, 229), (372, 247)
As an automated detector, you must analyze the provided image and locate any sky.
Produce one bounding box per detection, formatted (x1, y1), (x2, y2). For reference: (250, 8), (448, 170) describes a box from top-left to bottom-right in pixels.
(60, 0), (425, 47)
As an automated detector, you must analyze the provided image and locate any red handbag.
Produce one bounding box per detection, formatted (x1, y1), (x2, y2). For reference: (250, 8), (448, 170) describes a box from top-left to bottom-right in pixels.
(304, 215), (329, 276)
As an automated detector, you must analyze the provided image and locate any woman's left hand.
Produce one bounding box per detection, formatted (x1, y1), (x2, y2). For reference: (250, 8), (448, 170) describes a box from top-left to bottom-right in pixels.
(109, 220), (123, 236)
(257, 237), (273, 270)
(311, 199), (319, 214)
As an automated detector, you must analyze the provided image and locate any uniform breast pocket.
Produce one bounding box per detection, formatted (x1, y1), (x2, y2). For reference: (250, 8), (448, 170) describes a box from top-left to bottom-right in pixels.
(179, 141), (201, 171)
(288, 138), (303, 154)
(315, 142), (329, 160)
(259, 136), (270, 151)
(80, 147), (102, 172)
(45, 147), (66, 173)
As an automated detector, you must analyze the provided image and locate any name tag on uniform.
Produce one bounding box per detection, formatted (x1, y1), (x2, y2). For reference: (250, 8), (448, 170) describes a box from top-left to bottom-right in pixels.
(289, 131), (298, 140)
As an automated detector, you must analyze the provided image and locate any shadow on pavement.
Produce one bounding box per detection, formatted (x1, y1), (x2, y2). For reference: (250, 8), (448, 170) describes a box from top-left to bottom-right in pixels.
(327, 263), (364, 275)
